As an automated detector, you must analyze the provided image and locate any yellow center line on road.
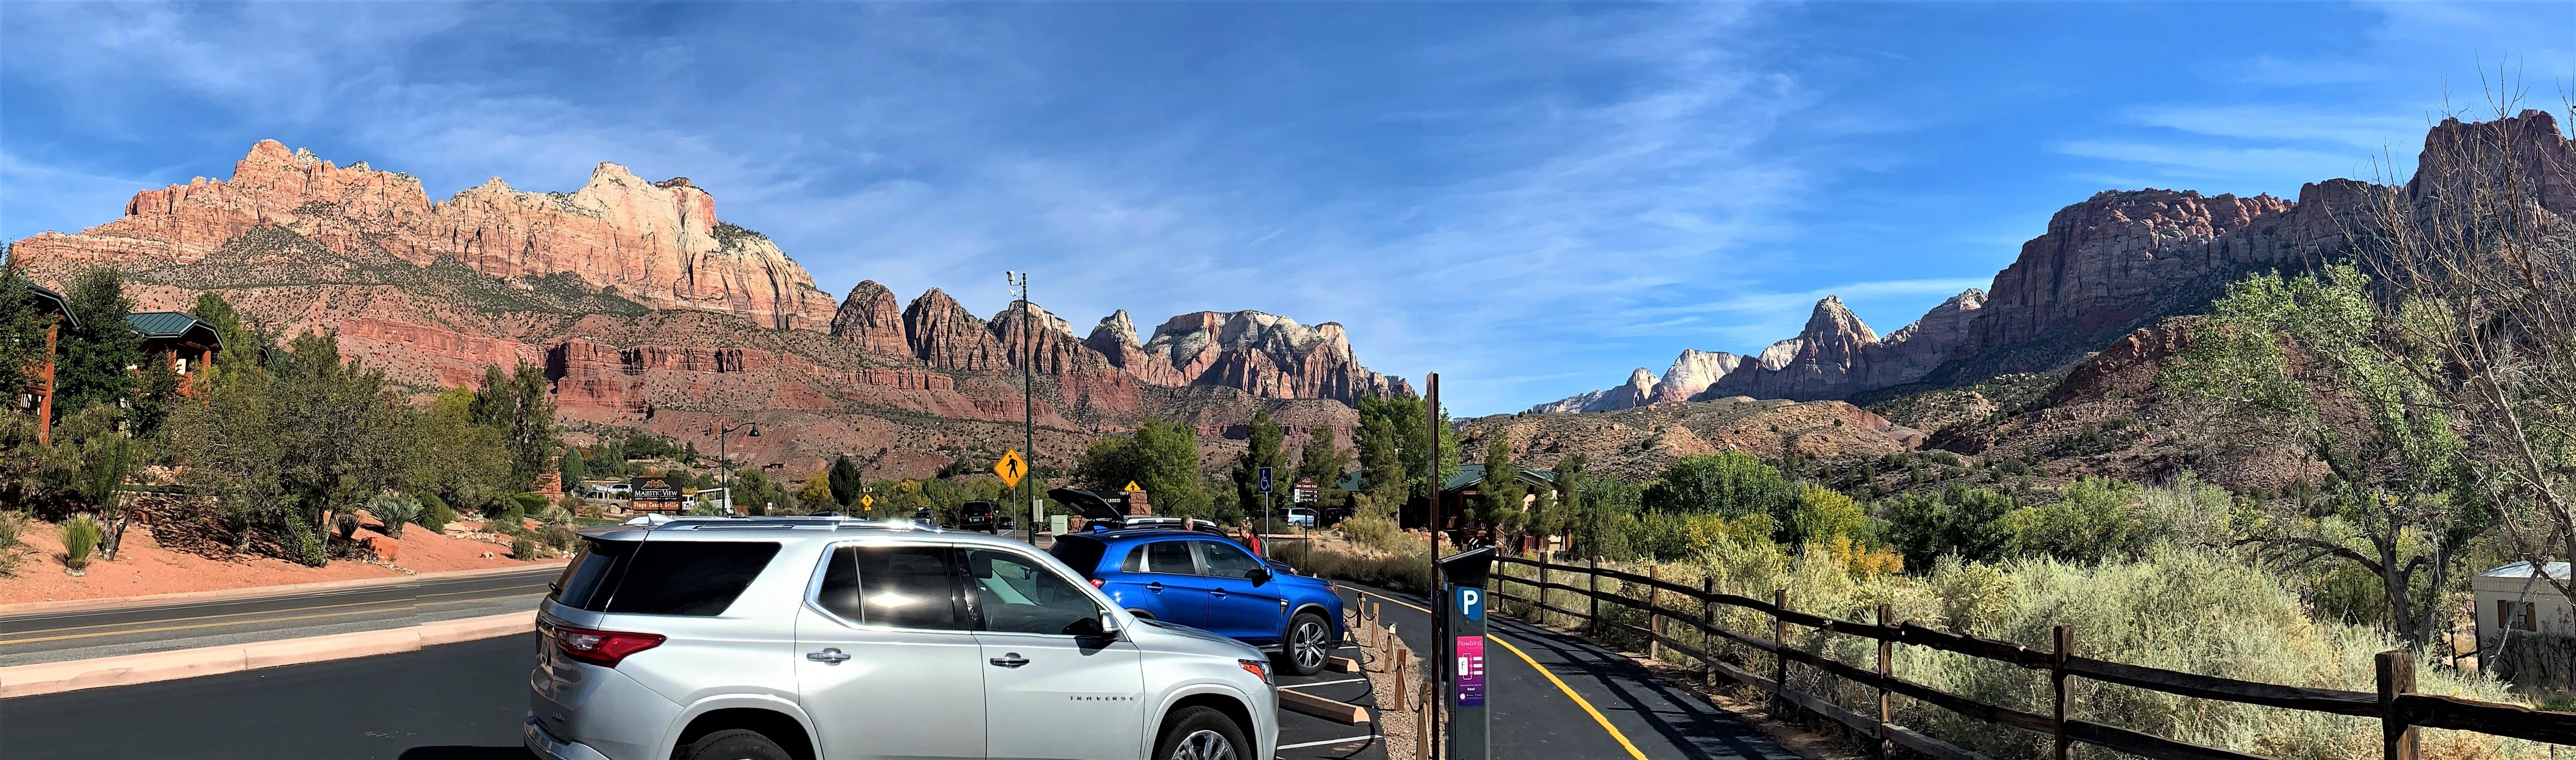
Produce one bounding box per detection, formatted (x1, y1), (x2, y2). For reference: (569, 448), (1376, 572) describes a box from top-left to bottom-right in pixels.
(0, 591), (544, 646)
(1349, 591), (1651, 760)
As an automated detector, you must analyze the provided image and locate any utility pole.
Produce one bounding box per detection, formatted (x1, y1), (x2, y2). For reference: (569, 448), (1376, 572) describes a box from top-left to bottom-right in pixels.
(1424, 371), (1442, 760)
(716, 419), (759, 515)
(1009, 271), (1038, 545)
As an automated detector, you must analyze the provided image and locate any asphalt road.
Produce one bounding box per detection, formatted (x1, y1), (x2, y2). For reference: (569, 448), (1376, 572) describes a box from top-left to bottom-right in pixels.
(0, 630), (1383, 760)
(0, 566), (560, 666)
(1334, 585), (1797, 760)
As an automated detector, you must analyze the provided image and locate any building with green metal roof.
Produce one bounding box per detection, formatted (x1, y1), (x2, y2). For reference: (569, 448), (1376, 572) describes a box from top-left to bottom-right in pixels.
(124, 311), (222, 377)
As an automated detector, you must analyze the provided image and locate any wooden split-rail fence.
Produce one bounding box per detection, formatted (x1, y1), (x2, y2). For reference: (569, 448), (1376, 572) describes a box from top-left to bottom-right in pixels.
(1483, 554), (2575, 760)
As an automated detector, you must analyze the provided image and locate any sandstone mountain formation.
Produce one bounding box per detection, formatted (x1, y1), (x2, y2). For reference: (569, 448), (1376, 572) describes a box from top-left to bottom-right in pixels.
(1535, 111), (2573, 413)
(7, 140), (1407, 475)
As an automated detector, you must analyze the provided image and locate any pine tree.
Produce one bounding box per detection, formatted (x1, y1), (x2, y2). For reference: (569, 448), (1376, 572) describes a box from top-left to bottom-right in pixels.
(1231, 408), (1288, 522)
(828, 455), (863, 506)
(52, 267), (143, 419)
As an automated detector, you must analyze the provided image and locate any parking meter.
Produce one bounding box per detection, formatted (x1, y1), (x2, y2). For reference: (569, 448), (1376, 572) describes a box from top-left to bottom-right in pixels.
(1436, 545), (1493, 760)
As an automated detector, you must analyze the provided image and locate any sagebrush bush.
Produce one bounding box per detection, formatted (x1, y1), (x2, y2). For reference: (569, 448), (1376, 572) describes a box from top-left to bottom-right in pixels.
(540, 523), (577, 552)
(61, 515), (104, 569)
(1339, 513), (1405, 553)
(1347, 536), (2554, 760)
(509, 535), (538, 560)
(0, 511), (29, 576)
(367, 494), (423, 538)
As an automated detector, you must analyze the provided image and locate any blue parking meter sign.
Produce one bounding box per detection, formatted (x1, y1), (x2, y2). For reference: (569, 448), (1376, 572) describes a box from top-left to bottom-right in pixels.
(1456, 586), (1483, 622)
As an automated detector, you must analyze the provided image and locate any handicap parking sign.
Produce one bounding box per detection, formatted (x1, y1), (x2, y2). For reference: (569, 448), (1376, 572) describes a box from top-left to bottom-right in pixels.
(1455, 586), (1483, 622)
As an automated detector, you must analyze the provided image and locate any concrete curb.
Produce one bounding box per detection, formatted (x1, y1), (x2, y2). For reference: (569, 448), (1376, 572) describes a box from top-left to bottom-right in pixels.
(0, 562), (568, 618)
(0, 610), (537, 699)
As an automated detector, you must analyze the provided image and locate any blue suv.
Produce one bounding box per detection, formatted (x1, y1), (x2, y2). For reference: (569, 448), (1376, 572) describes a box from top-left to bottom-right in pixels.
(1048, 528), (1345, 675)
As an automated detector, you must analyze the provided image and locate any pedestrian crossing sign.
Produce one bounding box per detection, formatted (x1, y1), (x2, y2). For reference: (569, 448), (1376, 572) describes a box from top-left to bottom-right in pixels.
(995, 449), (1029, 487)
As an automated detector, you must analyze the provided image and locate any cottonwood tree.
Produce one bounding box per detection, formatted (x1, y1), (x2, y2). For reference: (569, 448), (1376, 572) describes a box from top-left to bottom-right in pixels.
(471, 361), (559, 492)
(2349, 94), (2576, 606)
(1080, 419), (1211, 520)
(2170, 265), (2487, 650)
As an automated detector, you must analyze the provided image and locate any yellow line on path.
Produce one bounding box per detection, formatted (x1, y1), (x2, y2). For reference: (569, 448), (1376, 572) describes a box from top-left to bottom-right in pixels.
(1350, 591), (1651, 760)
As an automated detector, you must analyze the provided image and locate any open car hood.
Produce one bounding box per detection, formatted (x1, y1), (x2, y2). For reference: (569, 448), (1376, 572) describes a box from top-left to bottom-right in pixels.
(1047, 487), (1129, 520)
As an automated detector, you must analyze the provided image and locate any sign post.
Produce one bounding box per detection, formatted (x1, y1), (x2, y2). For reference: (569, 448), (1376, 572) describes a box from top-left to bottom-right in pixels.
(1256, 466), (1273, 555)
(1438, 545), (1493, 760)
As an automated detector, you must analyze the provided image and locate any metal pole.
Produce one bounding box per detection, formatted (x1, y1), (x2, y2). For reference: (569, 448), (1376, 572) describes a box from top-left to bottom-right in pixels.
(1014, 273), (1037, 545)
(1423, 371), (1441, 760)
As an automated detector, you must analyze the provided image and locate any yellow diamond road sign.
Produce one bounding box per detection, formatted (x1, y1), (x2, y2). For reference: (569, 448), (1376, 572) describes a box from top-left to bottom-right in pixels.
(1123, 481), (1142, 493)
(994, 449), (1028, 488)
(860, 494), (875, 510)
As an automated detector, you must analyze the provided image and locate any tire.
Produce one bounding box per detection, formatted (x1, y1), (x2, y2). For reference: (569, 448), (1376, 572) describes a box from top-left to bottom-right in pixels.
(1154, 705), (1249, 760)
(1276, 610), (1333, 676)
(680, 728), (791, 760)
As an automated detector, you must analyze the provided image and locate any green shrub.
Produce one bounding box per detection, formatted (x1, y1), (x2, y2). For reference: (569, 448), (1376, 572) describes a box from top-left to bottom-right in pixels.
(509, 535), (538, 560)
(367, 494), (422, 538)
(511, 492), (550, 515)
(417, 494), (456, 534)
(61, 515), (105, 569)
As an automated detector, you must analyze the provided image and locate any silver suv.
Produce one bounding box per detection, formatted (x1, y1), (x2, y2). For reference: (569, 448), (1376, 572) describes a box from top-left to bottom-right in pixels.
(524, 517), (1277, 760)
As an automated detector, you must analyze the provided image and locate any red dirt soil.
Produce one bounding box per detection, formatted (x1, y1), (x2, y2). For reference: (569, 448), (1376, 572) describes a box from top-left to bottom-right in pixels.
(1, 517), (543, 606)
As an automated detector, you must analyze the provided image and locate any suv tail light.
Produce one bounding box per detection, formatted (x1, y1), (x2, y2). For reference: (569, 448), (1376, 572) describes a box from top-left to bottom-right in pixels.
(1089, 578), (1105, 588)
(549, 623), (665, 668)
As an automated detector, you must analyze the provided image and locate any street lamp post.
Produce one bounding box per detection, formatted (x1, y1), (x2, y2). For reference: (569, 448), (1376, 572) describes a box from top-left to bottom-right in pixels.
(716, 419), (760, 515)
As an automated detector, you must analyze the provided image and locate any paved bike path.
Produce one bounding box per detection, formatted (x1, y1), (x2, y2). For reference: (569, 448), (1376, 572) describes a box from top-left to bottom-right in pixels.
(1336, 585), (1796, 760)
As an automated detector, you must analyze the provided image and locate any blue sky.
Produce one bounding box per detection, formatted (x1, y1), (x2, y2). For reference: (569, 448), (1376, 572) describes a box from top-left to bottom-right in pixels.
(3, 2), (2570, 415)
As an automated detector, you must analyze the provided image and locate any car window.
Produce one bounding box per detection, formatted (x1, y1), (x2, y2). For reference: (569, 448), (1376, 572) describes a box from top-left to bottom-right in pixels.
(1046, 536), (1107, 574)
(598, 541), (780, 616)
(1196, 540), (1264, 580)
(1145, 540), (1196, 574)
(1121, 546), (1146, 572)
(965, 549), (1103, 636)
(818, 544), (968, 630)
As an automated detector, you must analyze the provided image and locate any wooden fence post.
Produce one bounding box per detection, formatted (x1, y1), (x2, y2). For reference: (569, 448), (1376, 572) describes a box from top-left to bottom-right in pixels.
(1589, 557), (1603, 635)
(1395, 646), (1410, 711)
(2052, 625), (2071, 760)
(1773, 589), (1790, 707)
(1703, 576), (1718, 689)
(2377, 650), (2419, 760)
(1648, 565), (1664, 660)
(1538, 552), (1551, 628)
(1877, 603), (1894, 760)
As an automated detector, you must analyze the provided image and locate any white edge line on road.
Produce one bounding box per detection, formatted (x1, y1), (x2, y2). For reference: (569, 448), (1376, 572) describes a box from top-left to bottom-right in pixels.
(1275, 734), (1377, 751)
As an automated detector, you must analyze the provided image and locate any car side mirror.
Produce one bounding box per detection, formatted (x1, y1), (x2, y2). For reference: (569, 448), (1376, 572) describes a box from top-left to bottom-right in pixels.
(1068, 611), (1119, 638)
(1247, 567), (1273, 586)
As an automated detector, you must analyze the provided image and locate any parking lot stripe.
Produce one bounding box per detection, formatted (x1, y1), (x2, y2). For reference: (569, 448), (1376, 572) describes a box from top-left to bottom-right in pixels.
(1279, 677), (1366, 690)
(1276, 735), (1377, 751)
(1360, 593), (1651, 760)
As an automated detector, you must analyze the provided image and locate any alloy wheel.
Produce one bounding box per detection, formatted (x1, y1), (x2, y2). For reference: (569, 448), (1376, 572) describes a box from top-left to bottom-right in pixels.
(1292, 619), (1329, 671)
(1170, 729), (1238, 760)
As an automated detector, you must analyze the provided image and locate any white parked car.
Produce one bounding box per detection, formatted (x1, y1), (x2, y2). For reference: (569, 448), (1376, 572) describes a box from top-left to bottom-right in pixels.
(525, 517), (1277, 760)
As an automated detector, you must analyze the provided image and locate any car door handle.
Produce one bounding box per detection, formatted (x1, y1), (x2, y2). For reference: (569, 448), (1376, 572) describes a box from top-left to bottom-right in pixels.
(989, 653), (1029, 668)
(1208, 589), (1228, 599)
(806, 648), (851, 663)
(1145, 582), (1164, 593)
